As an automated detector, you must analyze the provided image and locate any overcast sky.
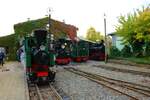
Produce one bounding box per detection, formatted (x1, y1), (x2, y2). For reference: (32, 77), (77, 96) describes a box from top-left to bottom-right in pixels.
(0, 0), (149, 37)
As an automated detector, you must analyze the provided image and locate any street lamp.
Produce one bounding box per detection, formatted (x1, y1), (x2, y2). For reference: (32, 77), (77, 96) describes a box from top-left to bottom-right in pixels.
(104, 13), (107, 63)
(47, 8), (51, 34)
(47, 8), (54, 50)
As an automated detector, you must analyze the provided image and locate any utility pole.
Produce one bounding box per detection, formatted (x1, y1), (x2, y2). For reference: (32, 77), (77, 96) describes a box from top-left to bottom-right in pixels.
(104, 13), (107, 63)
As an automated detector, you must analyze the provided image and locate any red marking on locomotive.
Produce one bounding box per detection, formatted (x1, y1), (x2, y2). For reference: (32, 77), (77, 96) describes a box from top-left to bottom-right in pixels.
(74, 56), (88, 62)
(37, 72), (48, 77)
(56, 58), (71, 64)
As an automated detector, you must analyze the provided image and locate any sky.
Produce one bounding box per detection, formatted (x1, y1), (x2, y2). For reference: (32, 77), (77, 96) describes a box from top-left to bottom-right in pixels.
(0, 0), (149, 37)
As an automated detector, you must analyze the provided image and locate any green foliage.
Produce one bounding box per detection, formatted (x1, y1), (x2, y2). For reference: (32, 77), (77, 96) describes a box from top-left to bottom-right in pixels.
(124, 57), (150, 64)
(86, 27), (104, 42)
(2, 17), (77, 60)
(145, 42), (150, 56)
(14, 18), (48, 37)
(109, 46), (121, 58)
(115, 5), (150, 57)
(121, 45), (132, 57)
(0, 34), (17, 60)
(115, 14), (137, 44)
(14, 17), (77, 40)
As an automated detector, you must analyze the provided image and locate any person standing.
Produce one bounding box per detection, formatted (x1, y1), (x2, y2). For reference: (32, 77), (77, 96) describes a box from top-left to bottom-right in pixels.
(0, 51), (5, 66)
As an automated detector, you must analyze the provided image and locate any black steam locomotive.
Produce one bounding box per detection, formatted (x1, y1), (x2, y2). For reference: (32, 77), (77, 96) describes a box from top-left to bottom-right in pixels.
(23, 29), (56, 83)
(88, 40), (105, 60)
(55, 38), (72, 65)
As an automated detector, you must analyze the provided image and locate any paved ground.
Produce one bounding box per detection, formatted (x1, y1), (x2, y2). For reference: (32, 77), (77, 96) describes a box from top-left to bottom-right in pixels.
(0, 62), (28, 100)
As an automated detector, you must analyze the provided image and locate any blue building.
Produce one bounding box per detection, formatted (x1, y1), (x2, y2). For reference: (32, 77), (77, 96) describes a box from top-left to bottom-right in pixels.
(108, 32), (124, 51)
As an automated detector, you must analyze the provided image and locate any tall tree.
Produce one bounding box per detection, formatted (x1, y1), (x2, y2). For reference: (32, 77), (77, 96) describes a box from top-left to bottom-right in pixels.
(115, 5), (150, 56)
(86, 27), (104, 42)
(135, 6), (150, 56)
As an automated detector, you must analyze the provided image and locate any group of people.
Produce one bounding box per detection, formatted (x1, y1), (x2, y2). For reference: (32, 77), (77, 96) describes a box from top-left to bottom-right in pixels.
(0, 51), (5, 66)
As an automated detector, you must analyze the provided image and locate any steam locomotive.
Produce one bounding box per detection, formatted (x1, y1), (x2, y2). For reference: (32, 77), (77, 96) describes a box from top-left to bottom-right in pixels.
(88, 40), (105, 60)
(71, 39), (89, 62)
(54, 37), (105, 64)
(55, 38), (72, 65)
(23, 29), (56, 83)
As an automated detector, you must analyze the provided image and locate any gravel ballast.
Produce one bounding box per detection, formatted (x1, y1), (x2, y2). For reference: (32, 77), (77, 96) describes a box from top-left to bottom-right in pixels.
(54, 66), (131, 100)
(70, 61), (150, 87)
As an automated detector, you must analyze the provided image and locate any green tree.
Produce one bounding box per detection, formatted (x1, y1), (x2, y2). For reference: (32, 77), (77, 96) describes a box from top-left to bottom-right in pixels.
(86, 27), (104, 42)
(115, 5), (150, 57)
(135, 6), (150, 56)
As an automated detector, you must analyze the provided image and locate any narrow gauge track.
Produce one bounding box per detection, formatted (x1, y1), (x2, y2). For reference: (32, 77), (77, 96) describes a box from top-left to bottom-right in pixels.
(93, 64), (150, 77)
(28, 83), (63, 100)
(64, 67), (150, 100)
(70, 61), (150, 77)
(108, 59), (150, 69)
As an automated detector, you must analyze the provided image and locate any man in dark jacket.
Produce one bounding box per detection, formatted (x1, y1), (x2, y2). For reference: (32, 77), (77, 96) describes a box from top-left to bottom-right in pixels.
(0, 51), (5, 66)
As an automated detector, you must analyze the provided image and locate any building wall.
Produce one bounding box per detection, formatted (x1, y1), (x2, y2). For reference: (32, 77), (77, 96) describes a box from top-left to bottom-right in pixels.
(111, 35), (116, 46)
(109, 34), (124, 51)
(116, 36), (124, 50)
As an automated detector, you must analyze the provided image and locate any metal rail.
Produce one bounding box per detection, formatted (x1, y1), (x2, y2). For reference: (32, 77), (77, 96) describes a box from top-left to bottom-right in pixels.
(35, 84), (44, 100)
(28, 83), (62, 100)
(93, 64), (150, 77)
(28, 83), (41, 100)
(73, 67), (150, 96)
(73, 67), (150, 92)
(65, 67), (150, 100)
(49, 83), (63, 100)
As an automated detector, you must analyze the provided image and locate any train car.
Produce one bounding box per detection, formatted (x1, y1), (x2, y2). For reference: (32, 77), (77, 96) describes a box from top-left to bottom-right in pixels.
(55, 38), (72, 65)
(71, 39), (89, 62)
(89, 40), (105, 60)
(23, 29), (56, 83)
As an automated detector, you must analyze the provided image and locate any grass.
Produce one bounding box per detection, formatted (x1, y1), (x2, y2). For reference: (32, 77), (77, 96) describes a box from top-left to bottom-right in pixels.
(123, 57), (150, 65)
(110, 56), (150, 65)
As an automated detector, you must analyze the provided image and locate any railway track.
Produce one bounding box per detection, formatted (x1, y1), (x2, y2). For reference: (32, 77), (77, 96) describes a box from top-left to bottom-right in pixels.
(64, 67), (150, 100)
(70, 61), (150, 77)
(28, 83), (63, 100)
(93, 64), (150, 77)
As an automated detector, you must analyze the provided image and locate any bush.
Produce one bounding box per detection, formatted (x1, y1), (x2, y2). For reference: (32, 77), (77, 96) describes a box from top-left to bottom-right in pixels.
(109, 46), (121, 58)
(145, 42), (150, 56)
(121, 45), (132, 57)
(132, 41), (144, 57)
(0, 34), (17, 61)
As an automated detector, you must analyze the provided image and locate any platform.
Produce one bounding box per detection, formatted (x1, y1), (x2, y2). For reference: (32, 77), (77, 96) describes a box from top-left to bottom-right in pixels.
(0, 62), (29, 100)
